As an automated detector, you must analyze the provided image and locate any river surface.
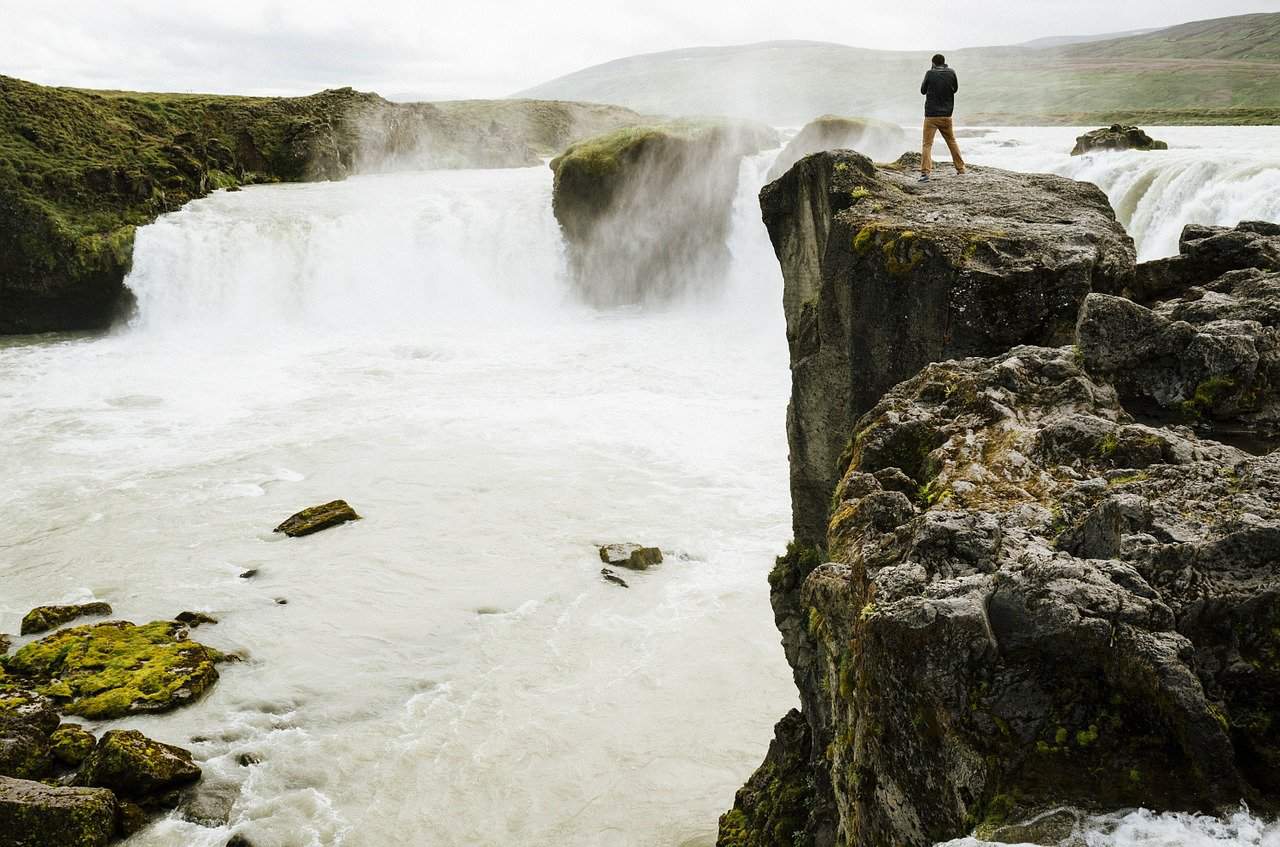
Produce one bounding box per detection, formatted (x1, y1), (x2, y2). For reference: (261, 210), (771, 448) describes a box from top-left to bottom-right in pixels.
(1, 127), (1278, 847)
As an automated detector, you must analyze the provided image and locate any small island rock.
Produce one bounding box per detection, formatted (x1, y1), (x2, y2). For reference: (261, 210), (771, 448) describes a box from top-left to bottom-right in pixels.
(1071, 124), (1168, 156)
(598, 543), (663, 570)
(273, 500), (360, 537)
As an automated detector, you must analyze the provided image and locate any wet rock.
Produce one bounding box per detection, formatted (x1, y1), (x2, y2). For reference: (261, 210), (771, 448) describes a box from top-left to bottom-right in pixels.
(0, 683), (58, 780)
(730, 345), (1280, 846)
(984, 808), (1084, 845)
(274, 598), (288, 605)
(49, 724), (96, 769)
(117, 799), (150, 836)
(236, 753), (261, 767)
(239, 569), (259, 579)
(76, 730), (201, 804)
(600, 568), (630, 588)
(175, 611), (218, 627)
(1130, 221), (1280, 304)
(273, 500), (360, 537)
(1070, 124), (1168, 156)
(0, 775), (116, 847)
(4, 620), (220, 720)
(19, 602), (113, 636)
(0, 634), (10, 656)
(761, 149), (1134, 545)
(179, 777), (239, 827)
(550, 121), (778, 306)
(598, 543), (663, 570)
(767, 115), (906, 180)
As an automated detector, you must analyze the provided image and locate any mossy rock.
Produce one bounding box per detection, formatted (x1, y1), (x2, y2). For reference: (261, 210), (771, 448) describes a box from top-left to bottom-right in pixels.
(75, 729), (200, 801)
(49, 724), (96, 769)
(598, 543), (663, 571)
(273, 499), (361, 537)
(5, 620), (220, 720)
(20, 602), (113, 636)
(0, 775), (116, 847)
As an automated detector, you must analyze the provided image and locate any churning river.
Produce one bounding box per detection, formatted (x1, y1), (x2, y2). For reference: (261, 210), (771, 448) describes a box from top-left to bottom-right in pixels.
(2, 127), (1279, 847)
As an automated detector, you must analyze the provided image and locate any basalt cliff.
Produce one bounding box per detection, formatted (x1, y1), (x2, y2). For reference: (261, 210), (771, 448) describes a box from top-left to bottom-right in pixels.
(722, 150), (1280, 846)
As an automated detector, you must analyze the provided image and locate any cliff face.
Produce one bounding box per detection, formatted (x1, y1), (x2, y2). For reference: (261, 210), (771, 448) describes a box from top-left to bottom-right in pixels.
(0, 75), (647, 334)
(763, 151), (1135, 547)
(725, 149), (1280, 847)
(550, 121), (778, 306)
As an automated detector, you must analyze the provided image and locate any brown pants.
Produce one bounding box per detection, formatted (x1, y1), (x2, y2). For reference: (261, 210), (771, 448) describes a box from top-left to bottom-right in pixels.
(922, 117), (965, 174)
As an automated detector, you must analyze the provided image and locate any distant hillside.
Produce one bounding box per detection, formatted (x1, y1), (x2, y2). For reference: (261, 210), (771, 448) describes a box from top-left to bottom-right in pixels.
(516, 13), (1280, 125)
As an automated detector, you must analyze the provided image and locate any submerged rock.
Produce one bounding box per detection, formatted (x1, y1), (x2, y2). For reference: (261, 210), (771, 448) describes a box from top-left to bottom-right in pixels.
(175, 611), (219, 627)
(0, 775), (116, 847)
(20, 602), (113, 636)
(762, 149), (1134, 546)
(274, 500), (361, 537)
(1070, 124), (1168, 156)
(767, 115), (907, 180)
(598, 543), (663, 570)
(550, 120), (777, 306)
(600, 568), (630, 588)
(5, 620), (220, 720)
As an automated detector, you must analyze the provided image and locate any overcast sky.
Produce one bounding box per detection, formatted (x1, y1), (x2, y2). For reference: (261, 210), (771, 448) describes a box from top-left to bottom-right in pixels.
(1, 0), (1275, 100)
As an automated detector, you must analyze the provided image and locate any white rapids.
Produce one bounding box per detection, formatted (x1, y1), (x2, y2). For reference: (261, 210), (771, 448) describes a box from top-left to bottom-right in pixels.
(0, 127), (1278, 847)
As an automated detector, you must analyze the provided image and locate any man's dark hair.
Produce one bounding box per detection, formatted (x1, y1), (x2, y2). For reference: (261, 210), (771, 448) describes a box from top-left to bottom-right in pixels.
(932, 53), (946, 66)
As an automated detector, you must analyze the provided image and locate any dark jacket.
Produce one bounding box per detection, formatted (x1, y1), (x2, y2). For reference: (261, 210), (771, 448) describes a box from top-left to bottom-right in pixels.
(921, 65), (958, 118)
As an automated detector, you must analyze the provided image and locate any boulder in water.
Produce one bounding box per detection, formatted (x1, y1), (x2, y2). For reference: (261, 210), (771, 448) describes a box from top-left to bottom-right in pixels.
(20, 602), (113, 636)
(76, 729), (201, 803)
(274, 500), (361, 537)
(598, 543), (663, 570)
(4, 620), (220, 720)
(0, 775), (116, 847)
(49, 724), (96, 769)
(174, 611), (218, 627)
(1070, 124), (1168, 156)
(600, 568), (630, 588)
(761, 149), (1134, 545)
(549, 120), (778, 306)
(767, 115), (907, 180)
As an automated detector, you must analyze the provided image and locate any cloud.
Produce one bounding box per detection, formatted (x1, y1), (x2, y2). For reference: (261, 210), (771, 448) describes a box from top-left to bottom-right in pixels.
(0, 0), (1268, 99)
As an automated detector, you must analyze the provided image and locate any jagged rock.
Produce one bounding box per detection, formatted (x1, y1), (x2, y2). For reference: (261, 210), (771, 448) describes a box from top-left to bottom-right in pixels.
(598, 543), (663, 570)
(0, 681), (58, 780)
(600, 568), (630, 588)
(117, 799), (149, 835)
(19, 602), (112, 636)
(761, 150), (1134, 545)
(718, 709), (827, 847)
(731, 344), (1280, 846)
(1079, 270), (1280, 437)
(175, 611), (219, 627)
(4, 620), (220, 719)
(1070, 124), (1168, 156)
(0, 775), (116, 847)
(179, 777), (239, 826)
(767, 115), (907, 180)
(1130, 221), (1280, 304)
(76, 730), (201, 804)
(274, 500), (360, 537)
(550, 121), (778, 305)
(48, 725), (96, 769)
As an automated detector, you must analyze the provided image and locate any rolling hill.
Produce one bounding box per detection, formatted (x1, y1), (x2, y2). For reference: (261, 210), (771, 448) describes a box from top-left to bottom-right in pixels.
(515, 13), (1280, 125)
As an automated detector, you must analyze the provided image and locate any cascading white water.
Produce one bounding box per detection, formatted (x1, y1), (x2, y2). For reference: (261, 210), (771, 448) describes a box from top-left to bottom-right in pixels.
(2, 130), (1278, 847)
(966, 126), (1280, 261)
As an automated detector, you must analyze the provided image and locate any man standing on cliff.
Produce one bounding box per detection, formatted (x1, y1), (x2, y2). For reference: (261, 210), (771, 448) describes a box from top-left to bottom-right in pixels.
(919, 54), (965, 182)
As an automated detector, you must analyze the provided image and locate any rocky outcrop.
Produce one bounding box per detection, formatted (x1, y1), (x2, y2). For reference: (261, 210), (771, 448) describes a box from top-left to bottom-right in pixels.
(763, 150), (1134, 546)
(0, 74), (648, 334)
(550, 121), (778, 306)
(599, 543), (664, 570)
(20, 603), (113, 636)
(0, 776), (117, 847)
(1071, 124), (1169, 156)
(274, 500), (361, 537)
(4, 620), (221, 719)
(767, 116), (906, 181)
(729, 148), (1280, 846)
(76, 730), (201, 802)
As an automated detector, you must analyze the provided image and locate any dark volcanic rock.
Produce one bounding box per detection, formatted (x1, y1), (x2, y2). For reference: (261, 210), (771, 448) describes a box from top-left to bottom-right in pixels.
(0, 775), (116, 847)
(76, 729), (201, 803)
(550, 121), (778, 306)
(1070, 124), (1169, 156)
(274, 500), (361, 537)
(767, 115), (907, 180)
(598, 543), (663, 570)
(20, 602), (113, 636)
(175, 611), (219, 627)
(0, 635), (10, 655)
(729, 345), (1280, 847)
(1131, 221), (1280, 304)
(762, 150), (1134, 545)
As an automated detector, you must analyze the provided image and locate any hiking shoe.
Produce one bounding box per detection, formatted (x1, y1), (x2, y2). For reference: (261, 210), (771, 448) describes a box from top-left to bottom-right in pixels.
(918, 174), (931, 183)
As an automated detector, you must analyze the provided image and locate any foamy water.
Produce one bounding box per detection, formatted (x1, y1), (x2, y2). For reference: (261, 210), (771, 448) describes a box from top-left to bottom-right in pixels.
(1, 129), (1277, 847)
